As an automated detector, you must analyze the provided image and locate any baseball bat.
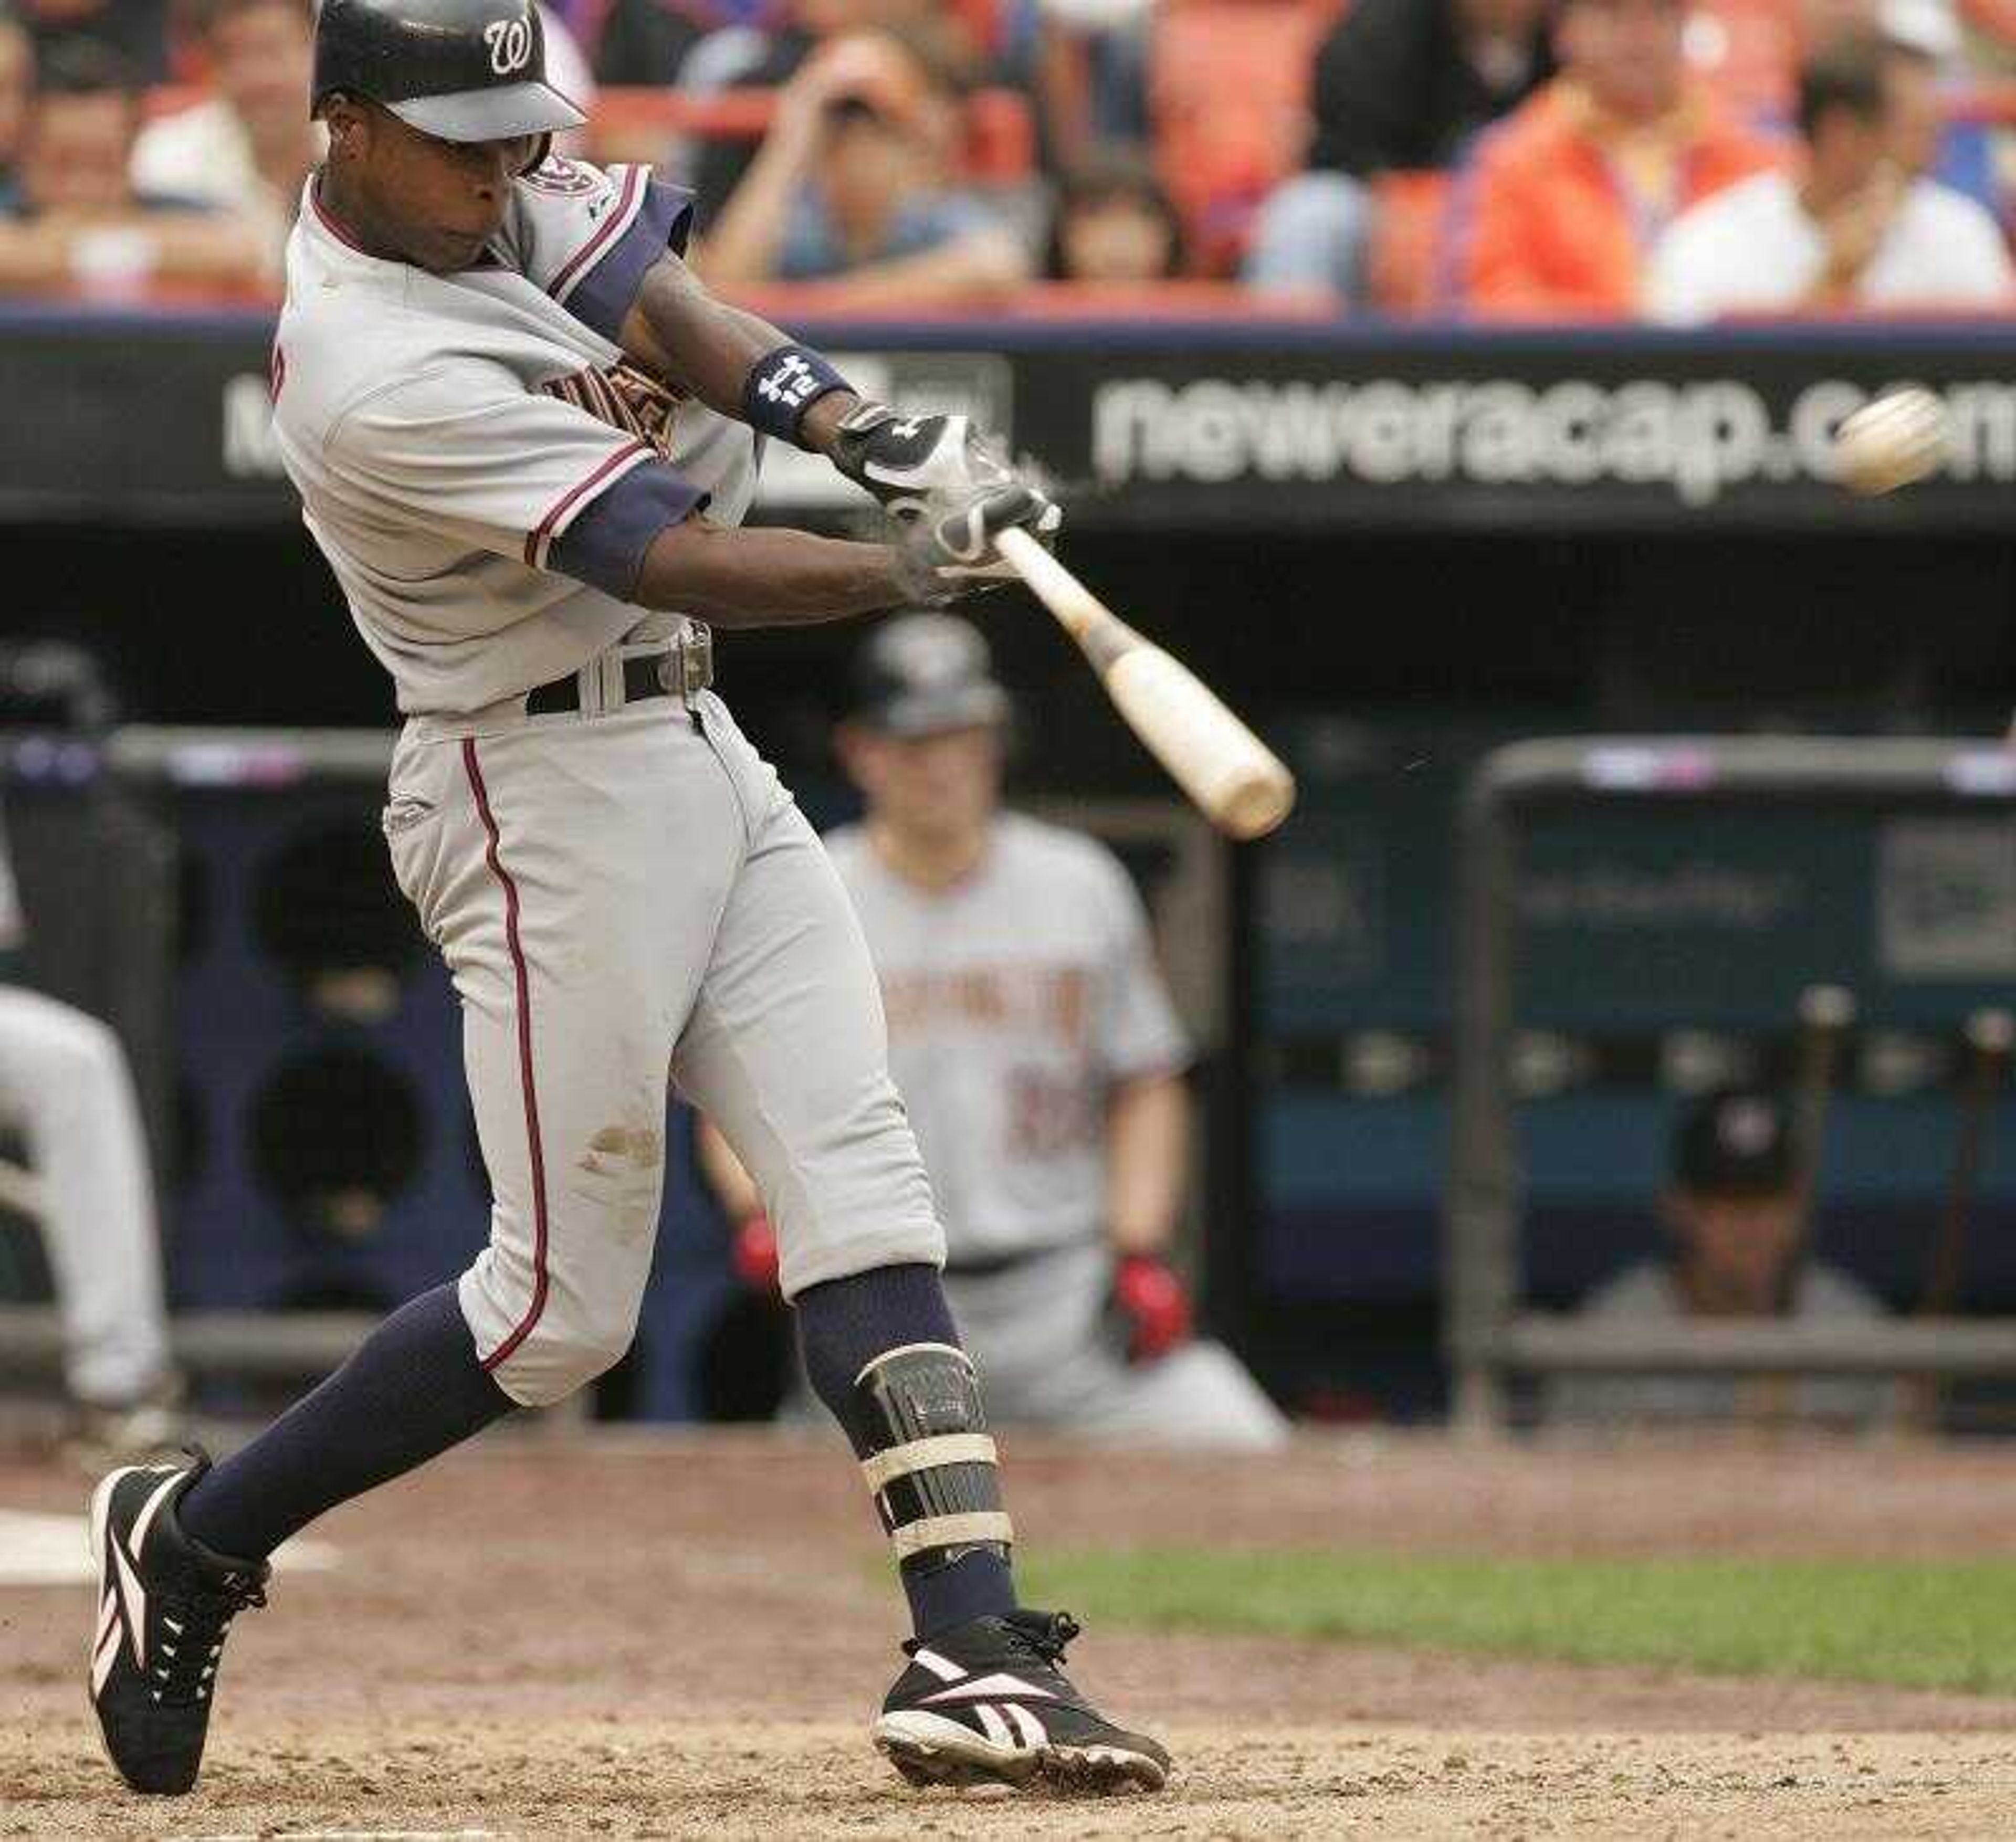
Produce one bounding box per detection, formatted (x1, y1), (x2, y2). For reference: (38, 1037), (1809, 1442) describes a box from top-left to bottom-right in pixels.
(1783, 984), (1857, 1285)
(1751, 985), (1855, 1424)
(996, 528), (1296, 841)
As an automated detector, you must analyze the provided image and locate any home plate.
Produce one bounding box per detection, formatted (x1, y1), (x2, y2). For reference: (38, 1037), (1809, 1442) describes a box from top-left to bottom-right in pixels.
(0, 1509), (336, 1585)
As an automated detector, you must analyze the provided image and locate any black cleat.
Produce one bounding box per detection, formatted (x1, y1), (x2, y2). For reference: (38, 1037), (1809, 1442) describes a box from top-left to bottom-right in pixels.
(873, 1608), (1170, 1795)
(87, 1451), (269, 1795)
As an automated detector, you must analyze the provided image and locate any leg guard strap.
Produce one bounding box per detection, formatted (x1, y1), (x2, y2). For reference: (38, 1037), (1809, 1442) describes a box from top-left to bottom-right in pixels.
(847, 1343), (1013, 1571)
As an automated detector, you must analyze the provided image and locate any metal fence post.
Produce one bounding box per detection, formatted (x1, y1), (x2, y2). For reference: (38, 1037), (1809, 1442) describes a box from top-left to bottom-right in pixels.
(1446, 755), (1521, 1435)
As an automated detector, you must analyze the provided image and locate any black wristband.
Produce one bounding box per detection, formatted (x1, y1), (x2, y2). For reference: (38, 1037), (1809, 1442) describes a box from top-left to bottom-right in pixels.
(742, 344), (853, 448)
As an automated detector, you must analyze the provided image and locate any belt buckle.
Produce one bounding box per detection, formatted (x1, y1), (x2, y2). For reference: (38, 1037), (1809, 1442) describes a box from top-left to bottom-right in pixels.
(667, 623), (712, 711)
(653, 626), (714, 713)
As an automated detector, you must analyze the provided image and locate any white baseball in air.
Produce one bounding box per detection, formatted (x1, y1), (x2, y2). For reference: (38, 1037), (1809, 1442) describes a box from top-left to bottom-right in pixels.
(1833, 388), (1948, 496)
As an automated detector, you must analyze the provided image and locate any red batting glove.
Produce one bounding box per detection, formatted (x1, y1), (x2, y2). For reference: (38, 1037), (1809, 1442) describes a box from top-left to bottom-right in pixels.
(1110, 1254), (1193, 1364)
(731, 1211), (781, 1292)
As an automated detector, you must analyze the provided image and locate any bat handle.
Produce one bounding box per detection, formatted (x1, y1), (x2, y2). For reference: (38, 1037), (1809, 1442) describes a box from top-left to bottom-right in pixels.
(997, 527), (1106, 646)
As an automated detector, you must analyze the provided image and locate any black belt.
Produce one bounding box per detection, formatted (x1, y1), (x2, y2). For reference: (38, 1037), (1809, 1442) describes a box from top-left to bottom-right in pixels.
(524, 627), (714, 718)
(944, 1241), (1090, 1279)
(943, 1253), (1033, 1280)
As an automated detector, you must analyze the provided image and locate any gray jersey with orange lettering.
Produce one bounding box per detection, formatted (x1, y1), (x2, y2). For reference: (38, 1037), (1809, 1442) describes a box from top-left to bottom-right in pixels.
(270, 156), (758, 715)
(822, 813), (1190, 1261)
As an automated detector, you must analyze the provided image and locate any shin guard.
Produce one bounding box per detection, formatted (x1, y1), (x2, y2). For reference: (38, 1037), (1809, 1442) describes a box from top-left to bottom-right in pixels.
(845, 1342), (1012, 1574)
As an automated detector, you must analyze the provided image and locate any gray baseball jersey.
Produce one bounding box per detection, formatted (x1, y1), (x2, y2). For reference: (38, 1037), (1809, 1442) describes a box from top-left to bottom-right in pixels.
(271, 157), (759, 715)
(823, 814), (1190, 1261)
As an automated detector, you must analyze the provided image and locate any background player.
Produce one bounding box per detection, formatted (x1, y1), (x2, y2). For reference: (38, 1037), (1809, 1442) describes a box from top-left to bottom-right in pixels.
(702, 614), (1286, 1448)
(86, 0), (1167, 1805)
(0, 646), (178, 1461)
(1546, 1087), (1898, 1429)
(0, 811), (178, 1457)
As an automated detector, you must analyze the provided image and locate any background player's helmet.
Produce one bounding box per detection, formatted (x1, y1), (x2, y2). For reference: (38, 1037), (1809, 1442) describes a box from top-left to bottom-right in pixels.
(313, 0), (585, 159)
(849, 615), (1012, 736)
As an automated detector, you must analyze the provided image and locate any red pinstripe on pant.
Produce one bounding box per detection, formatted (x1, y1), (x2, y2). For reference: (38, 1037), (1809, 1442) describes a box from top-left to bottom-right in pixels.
(461, 738), (550, 1372)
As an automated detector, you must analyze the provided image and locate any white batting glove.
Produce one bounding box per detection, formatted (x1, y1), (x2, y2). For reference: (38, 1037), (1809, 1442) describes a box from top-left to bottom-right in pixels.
(895, 482), (1062, 606)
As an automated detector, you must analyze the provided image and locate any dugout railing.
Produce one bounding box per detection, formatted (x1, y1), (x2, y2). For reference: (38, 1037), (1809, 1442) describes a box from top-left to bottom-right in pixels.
(1446, 734), (2016, 1433)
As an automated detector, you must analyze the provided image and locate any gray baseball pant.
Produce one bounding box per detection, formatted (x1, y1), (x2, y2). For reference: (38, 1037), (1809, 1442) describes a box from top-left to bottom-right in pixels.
(385, 672), (944, 1407)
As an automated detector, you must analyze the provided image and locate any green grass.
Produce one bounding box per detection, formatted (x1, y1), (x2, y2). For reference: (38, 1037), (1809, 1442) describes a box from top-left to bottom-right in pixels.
(1018, 1550), (2016, 1694)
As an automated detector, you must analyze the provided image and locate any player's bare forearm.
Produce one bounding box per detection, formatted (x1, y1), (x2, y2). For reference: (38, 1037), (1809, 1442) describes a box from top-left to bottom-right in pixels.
(1106, 1072), (1190, 1258)
(696, 1118), (763, 1220)
(619, 253), (860, 441)
(633, 514), (906, 628)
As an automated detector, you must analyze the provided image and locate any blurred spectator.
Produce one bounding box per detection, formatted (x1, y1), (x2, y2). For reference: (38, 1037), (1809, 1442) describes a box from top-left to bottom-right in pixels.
(593, 0), (752, 86)
(1244, 0), (1556, 303)
(671, 0), (960, 228)
(699, 28), (1025, 304)
(1877, 29), (1951, 175)
(1785, 0), (1999, 219)
(1805, 0), (1961, 68)
(1648, 33), (2011, 320)
(1455, 0), (1778, 319)
(0, 8), (30, 209)
(1877, 0), (1962, 66)
(1031, 0), (1152, 170)
(129, 0), (321, 269)
(1044, 150), (1184, 281)
(0, 39), (266, 297)
(15, 0), (167, 81)
(1547, 1089), (1898, 1429)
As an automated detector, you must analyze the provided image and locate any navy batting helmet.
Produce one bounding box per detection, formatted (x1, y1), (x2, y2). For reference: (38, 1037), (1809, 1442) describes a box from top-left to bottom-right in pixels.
(849, 615), (1011, 736)
(313, 0), (585, 150)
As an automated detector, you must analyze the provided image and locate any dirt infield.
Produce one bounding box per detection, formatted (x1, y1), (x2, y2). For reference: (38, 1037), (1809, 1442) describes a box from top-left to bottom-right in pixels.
(7, 1432), (2016, 1838)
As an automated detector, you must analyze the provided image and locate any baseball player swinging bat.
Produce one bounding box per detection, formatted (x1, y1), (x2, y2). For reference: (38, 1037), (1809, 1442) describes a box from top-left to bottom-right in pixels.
(996, 529), (1296, 842)
(83, 0), (1176, 1806)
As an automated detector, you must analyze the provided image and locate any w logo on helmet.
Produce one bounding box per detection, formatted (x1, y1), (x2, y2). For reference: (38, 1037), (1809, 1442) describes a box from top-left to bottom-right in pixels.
(484, 14), (534, 75)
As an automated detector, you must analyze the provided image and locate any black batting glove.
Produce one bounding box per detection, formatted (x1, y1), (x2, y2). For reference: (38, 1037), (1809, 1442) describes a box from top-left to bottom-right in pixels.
(832, 402), (1021, 517)
(895, 482), (1060, 606)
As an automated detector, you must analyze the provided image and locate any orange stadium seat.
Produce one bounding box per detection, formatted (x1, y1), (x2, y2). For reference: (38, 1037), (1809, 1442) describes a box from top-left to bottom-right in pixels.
(1151, 0), (1346, 273)
(964, 88), (1037, 184)
(1962, 0), (2016, 49)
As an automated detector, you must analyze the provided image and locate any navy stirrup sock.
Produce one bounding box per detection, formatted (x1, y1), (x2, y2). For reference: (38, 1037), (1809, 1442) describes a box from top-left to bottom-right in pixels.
(796, 1261), (1018, 1639)
(177, 1283), (514, 1561)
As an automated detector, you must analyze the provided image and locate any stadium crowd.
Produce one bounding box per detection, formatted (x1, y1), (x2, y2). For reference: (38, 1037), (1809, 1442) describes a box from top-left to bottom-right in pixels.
(0, 0), (2010, 315)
